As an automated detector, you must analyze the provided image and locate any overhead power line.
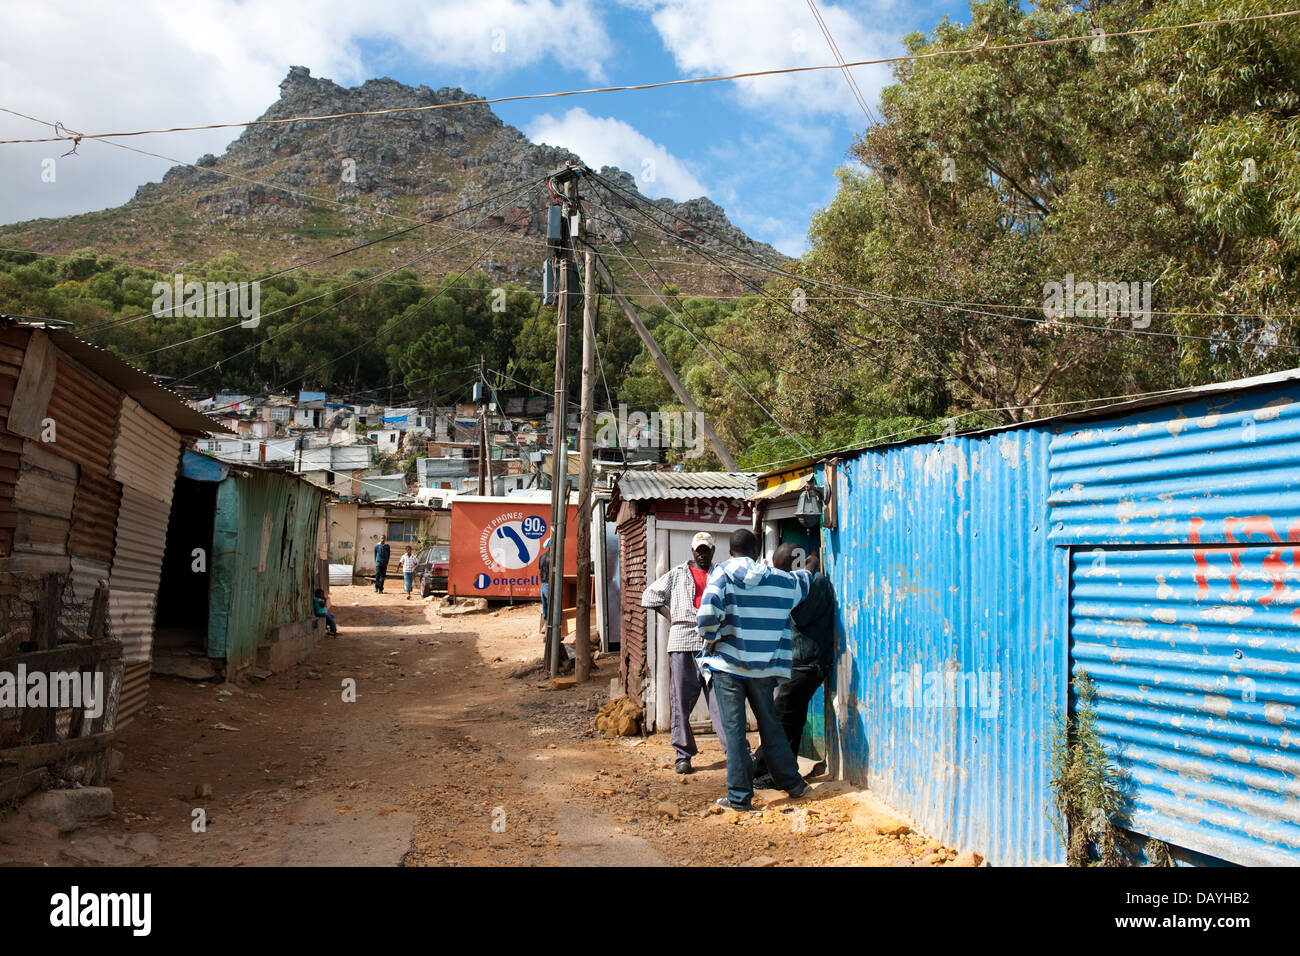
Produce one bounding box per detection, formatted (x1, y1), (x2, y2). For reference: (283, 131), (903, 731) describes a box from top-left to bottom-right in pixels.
(742, 380), (1259, 474)
(806, 0), (879, 126)
(2, 10), (1296, 146)
(128, 176), (544, 364)
(170, 181), (541, 386)
(590, 169), (1300, 353)
(270, 222), (517, 396)
(0, 107), (552, 272)
(598, 229), (814, 456)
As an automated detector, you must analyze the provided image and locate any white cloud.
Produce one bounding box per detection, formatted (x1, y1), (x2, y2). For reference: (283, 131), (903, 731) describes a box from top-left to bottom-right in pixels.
(0, 0), (612, 226)
(632, 0), (900, 124)
(728, 212), (809, 258)
(526, 107), (706, 201)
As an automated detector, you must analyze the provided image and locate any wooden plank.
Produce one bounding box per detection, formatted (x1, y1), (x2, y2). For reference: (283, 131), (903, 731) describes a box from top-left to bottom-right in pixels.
(20, 439), (77, 478)
(0, 731), (115, 768)
(0, 640), (120, 673)
(33, 572), (58, 650)
(12, 514), (72, 556)
(13, 467), (76, 518)
(8, 328), (54, 441)
(87, 582), (107, 641)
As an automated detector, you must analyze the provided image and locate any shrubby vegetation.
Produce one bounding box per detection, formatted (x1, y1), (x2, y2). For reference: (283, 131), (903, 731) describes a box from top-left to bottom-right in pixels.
(3, 0), (1297, 471)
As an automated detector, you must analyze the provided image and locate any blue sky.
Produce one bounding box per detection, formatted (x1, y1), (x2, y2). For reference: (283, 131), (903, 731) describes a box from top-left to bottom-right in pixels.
(0, 0), (975, 257)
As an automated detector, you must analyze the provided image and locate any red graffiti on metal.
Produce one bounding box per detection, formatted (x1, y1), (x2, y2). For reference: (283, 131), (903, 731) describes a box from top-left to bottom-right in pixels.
(1189, 517), (1210, 597)
(1190, 514), (1300, 608)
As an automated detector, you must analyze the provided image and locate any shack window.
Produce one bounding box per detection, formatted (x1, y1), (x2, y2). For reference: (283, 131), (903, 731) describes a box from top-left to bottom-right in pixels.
(388, 520), (419, 543)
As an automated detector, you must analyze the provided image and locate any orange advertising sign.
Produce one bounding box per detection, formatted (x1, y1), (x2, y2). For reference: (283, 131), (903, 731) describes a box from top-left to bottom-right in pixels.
(448, 496), (578, 598)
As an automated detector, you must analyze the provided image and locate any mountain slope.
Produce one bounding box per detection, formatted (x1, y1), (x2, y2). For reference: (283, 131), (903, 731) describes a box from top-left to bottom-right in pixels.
(1, 66), (783, 293)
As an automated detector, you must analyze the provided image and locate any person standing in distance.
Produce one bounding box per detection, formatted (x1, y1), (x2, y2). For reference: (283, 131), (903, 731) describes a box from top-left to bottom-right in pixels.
(374, 535), (391, 594)
(400, 545), (419, 600)
(538, 538), (552, 634)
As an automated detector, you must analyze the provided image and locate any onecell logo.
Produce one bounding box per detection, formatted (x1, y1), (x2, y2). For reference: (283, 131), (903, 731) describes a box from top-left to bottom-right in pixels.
(474, 572), (539, 590)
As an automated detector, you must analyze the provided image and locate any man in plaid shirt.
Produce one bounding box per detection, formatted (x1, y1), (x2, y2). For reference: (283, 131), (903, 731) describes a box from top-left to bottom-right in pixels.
(641, 531), (744, 774)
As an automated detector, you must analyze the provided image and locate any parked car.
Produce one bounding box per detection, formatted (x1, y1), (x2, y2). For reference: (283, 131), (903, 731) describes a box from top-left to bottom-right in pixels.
(415, 545), (450, 597)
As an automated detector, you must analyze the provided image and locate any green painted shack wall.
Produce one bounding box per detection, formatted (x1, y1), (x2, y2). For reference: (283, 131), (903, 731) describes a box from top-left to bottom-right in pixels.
(207, 469), (326, 669)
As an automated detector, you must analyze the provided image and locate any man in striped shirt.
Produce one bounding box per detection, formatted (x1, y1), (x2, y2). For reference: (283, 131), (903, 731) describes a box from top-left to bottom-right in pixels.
(697, 528), (813, 811)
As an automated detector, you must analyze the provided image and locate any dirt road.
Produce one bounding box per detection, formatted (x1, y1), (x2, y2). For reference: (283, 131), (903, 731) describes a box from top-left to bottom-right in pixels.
(0, 587), (972, 867)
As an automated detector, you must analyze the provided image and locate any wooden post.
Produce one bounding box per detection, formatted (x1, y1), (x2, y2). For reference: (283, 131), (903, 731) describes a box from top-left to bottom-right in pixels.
(88, 581), (107, 641)
(34, 572), (60, 651)
(591, 254), (738, 470)
(477, 355), (487, 496)
(546, 174), (575, 676)
(575, 245), (597, 683)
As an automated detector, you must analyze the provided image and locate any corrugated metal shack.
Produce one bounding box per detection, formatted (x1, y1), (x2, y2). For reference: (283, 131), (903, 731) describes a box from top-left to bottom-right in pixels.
(0, 318), (223, 800)
(155, 452), (330, 677)
(607, 471), (755, 731)
(801, 369), (1300, 867)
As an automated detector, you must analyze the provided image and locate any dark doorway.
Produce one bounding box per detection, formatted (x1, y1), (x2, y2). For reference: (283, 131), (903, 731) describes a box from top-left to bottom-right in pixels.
(154, 476), (218, 652)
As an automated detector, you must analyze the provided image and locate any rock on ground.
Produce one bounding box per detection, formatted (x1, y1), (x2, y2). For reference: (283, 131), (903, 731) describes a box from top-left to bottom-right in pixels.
(25, 787), (114, 833)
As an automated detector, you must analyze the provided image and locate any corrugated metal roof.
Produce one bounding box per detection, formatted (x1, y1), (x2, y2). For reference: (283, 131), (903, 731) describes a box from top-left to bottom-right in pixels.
(614, 471), (756, 501)
(35, 324), (231, 436)
(759, 366), (1300, 479)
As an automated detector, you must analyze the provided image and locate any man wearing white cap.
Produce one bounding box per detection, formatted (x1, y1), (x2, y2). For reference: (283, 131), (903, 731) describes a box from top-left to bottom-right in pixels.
(641, 530), (743, 773)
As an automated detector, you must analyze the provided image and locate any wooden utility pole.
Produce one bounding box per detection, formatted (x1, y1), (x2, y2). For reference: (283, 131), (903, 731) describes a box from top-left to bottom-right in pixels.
(477, 354), (487, 496)
(574, 242), (597, 683)
(592, 254), (738, 470)
(546, 169), (578, 676)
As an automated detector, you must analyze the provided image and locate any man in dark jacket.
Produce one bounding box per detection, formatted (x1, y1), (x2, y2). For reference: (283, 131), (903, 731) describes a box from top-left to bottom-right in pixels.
(754, 548), (835, 786)
(374, 535), (391, 593)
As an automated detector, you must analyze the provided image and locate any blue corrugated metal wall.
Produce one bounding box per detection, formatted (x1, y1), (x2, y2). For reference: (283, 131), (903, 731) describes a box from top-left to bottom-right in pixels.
(1051, 382), (1300, 866)
(820, 379), (1300, 867)
(819, 428), (1064, 866)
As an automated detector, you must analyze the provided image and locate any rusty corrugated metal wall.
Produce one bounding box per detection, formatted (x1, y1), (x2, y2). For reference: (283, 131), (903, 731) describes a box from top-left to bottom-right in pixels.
(0, 327), (189, 731)
(0, 325), (25, 571)
(617, 502), (647, 706)
(0, 326), (126, 651)
(45, 358), (115, 476)
(1051, 381), (1300, 866)
(67, 470), (121, 633)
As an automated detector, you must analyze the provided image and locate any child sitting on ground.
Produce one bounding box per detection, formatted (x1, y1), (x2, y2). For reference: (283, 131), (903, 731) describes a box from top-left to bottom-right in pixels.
(313, 588), (338, 638)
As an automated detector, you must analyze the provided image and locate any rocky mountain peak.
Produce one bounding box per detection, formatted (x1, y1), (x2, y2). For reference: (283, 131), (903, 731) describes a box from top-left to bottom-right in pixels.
(7, 67), (781, 289)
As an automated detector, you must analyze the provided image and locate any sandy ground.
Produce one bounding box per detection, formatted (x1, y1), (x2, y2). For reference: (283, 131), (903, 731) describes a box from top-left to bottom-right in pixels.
(0, 587), (975, 867)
